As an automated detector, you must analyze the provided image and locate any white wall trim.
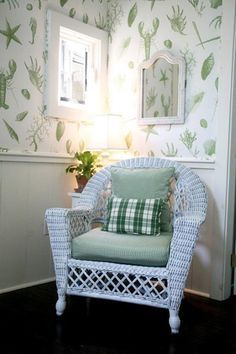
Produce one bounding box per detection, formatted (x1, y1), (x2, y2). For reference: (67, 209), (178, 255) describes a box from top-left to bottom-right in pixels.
(0, 151), (73, 164)
(0, 278), (210, 298)
(210, 1), (236, 300)
(184, 288), (210, 298)
(161, 157), (215, 170)
(0, 277), (56, 295)
(0, 151), (215, 169)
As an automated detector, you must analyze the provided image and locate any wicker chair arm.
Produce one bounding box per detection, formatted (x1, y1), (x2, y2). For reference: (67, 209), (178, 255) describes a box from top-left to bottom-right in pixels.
(169, 213), (204, 261)
(167, 213), (204, 311)
(45, 206), (94, 241)
(174, 213), (205, 228)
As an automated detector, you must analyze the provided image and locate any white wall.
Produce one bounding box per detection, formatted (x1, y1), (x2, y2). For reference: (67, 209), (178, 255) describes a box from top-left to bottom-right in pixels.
(0, 155), (75, 292)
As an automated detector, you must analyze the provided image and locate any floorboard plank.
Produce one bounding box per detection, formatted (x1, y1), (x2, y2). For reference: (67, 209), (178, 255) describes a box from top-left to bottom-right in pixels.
(0, 282), (235, 354)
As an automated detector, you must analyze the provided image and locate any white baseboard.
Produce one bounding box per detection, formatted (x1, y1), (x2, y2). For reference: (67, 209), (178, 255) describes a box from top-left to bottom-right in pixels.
(0, 277), (55, 294)
(184, 288), (210, 298)
(0, 279), (210, 299)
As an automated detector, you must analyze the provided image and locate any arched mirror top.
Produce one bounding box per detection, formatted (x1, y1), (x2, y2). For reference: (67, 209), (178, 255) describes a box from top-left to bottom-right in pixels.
(138, 50), (186, 125)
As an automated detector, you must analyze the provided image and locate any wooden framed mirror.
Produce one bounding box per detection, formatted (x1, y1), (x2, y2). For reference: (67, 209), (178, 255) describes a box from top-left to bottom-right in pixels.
(138, 51), (186, 125)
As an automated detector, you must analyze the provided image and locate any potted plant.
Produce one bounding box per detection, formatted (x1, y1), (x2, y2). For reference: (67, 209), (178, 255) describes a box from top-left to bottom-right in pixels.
(66, 150), (102, 192)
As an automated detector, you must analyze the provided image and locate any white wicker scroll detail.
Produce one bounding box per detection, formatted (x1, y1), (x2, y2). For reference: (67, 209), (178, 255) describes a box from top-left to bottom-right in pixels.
(45, 157), (207, 334)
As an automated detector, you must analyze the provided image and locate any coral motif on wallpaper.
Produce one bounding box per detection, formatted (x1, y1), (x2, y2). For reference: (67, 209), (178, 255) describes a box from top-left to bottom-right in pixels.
(0, 0), (222, 159)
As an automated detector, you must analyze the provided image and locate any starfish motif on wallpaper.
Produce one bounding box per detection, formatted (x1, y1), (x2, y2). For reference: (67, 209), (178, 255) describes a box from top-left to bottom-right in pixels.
(141, 125), (158, 143)
(159, 69), (169, 87)
(0, 19), (22, 49)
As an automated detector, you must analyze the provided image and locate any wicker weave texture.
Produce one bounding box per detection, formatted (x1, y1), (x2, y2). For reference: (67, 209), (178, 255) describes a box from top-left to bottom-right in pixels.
(45, 157), (207, 333)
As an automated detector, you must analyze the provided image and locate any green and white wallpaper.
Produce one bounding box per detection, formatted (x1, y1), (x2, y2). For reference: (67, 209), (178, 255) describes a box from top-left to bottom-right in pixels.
(108, 0), (222, 158)
(0, 0), (222, 159)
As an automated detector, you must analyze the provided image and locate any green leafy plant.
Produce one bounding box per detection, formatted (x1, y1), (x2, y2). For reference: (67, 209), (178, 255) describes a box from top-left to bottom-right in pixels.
(66, 151), (102, 179)
(66, 151), (102, 192)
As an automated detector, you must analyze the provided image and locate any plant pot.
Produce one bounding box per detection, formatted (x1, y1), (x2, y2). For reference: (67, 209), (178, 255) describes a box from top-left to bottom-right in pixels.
(75, 175), (89, 193)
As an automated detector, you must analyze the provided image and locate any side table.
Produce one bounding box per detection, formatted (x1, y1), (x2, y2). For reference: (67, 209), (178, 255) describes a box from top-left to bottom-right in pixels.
(68, 192), (81, 208)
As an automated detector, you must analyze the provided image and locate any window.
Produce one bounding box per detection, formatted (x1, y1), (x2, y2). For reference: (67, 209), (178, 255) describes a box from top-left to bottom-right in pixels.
(45, 10), (107, 120)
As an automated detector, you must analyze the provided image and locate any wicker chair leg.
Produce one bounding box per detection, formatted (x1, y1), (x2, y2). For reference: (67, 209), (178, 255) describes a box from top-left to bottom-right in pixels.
(169, 309), (181, 334)
(56, 295), (66, 316)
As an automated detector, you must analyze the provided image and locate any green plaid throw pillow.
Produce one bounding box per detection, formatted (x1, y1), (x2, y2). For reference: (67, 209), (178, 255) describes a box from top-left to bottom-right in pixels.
(102, 196), (163, 236)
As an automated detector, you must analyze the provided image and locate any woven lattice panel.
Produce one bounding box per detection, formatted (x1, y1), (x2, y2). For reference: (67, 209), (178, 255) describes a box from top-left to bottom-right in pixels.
(67, 264), (169, 306)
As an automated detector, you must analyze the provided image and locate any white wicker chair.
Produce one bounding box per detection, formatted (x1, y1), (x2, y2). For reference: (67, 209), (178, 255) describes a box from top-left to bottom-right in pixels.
(45, 157), (207, 333)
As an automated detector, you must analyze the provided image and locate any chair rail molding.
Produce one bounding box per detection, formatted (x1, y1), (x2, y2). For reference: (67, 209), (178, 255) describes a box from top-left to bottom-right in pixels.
(0, 151), (215, 169)
(0, 151), (73, 164)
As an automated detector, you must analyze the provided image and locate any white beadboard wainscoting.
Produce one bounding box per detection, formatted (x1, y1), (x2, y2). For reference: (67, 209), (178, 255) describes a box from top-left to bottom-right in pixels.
(0, 154), (75, 293)
(0, 154), (218, 299)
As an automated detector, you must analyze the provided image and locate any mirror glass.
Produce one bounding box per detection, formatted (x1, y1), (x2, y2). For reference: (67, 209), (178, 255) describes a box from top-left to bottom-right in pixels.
(138, 51), (185, 125)
(45, 10), (107, 120)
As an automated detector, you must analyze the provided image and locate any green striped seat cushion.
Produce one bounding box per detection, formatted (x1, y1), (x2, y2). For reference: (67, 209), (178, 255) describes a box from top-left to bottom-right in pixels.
(102, 196), (162, 236)
(72, 228), (172, 267)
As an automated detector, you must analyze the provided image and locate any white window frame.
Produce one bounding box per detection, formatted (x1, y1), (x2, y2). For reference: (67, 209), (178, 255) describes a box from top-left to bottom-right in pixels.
(45, 10), (107, 120)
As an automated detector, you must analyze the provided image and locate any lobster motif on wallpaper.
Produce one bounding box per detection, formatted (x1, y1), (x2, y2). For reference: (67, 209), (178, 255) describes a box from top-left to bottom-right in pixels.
(0, 59), (16, 109)
(138, 18), (159, 60)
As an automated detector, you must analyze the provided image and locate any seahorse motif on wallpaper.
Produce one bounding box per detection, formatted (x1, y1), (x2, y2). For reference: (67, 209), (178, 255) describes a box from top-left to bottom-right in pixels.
(29, 17), (37, 44)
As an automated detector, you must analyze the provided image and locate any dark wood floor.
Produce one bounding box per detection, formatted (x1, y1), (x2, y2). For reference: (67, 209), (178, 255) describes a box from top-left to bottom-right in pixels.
(0, 282), (235, 354)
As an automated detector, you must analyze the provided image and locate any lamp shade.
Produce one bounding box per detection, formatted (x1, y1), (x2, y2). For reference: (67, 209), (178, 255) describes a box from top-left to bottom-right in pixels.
(86, 114), (127, 151)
